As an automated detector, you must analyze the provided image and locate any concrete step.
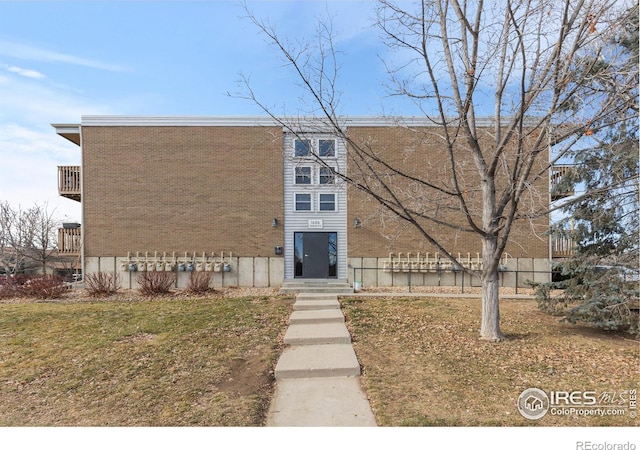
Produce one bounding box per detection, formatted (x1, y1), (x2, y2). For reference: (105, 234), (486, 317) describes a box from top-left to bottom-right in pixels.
(296, 293), (340, 301)
(283, 322), (351, 345)
(279, 280), (353, 294)
(274, 344), (361, 379)
(281, 279), (349, 286)
(266, 377), (377, 426)
(280, 286), (354, 294)
(289, 309), (345, 324)
(293, 299), (340, 311)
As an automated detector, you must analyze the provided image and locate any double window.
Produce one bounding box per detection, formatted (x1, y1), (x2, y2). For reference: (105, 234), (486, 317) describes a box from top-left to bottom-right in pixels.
(294, 138), (337, 158)
(294, 166), (336, 185)
(294, 193), (337, 212)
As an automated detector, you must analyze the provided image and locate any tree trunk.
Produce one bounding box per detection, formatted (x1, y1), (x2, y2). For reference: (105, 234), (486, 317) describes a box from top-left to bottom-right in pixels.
(480, 235), (507, 341)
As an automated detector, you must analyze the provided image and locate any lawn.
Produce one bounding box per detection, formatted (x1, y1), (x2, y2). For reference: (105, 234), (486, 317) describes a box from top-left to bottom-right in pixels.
(1, 291), (637, 427)
(0, 293), (293, 426)
(341, 296), (639, 426)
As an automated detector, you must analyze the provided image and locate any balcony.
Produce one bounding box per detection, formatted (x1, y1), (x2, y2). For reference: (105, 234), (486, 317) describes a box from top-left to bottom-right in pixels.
(552, 234), (575, 259)
(550, 165), (575, 201)
(58, 225), (81, 255)
(58, 166), (81, 202)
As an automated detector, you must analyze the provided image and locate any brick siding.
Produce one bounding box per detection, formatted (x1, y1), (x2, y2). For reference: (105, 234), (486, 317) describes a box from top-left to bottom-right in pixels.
(82, 126), (284, 257)
(80, 122), (549, 261)
(346, 126), (550, 258)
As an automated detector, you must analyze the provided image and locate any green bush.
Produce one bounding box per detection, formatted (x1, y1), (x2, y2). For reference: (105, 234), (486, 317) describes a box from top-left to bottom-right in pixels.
(536, 262), (640, 336)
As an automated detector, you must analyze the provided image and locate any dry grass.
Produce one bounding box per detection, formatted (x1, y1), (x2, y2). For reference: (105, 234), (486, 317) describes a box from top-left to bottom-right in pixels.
(2, 288), (636, 428)
(0, 292), (293, 426)
(342, 296), (639, 426)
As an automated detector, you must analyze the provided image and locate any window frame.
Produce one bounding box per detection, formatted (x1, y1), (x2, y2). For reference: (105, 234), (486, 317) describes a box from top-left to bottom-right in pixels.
(294, 166), (313, 185)
(318, 139), (336, 158)
(319, 166), (336, 185)
(294, 139), (312, 157)
(318, 192), (337, 212)
(294, 193), (312, 212)
(293, 137), (337, 158)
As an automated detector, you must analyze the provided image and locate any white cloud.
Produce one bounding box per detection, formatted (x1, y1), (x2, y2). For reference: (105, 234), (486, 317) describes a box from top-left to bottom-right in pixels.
(0, 40), (129, 73)
(0, 63), (125, 223)
(0, 121), (82, 221)
(0, 72), (111, 124)
(0, 145), (81, 222)
(5, 65), (46, 79)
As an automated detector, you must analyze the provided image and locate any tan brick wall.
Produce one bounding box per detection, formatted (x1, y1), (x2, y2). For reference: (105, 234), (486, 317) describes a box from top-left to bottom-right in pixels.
(82, 126), (284, 257)
(346, 126), (550, 259)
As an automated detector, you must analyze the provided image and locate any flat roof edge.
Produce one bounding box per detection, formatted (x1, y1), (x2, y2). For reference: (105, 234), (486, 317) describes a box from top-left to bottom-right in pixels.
(76, 115), (541, 128)
(51, 123), (81, 132)
(81, 116), (282, 127)
(51, 123), (81, 146)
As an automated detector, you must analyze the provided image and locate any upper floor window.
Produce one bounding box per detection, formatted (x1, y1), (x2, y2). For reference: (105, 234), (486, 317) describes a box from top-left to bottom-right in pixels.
(295, 193), (312, 211)
(293, 137), (336, 158)
(319, 167), (335, 185)
(295, 166), (312, 185)
(319, 193), (337, 211)
(295, 139), (311, 157)
(319, 139), (336, 157)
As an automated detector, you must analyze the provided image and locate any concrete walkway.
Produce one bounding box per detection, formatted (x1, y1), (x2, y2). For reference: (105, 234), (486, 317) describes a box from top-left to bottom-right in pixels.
(266, 293), (377, 426)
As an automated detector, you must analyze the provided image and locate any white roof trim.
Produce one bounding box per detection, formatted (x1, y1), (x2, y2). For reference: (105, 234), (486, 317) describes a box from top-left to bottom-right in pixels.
(81, 116), (281, 127)
(77, 115), (535, 128)
(51, 123), (81, 133)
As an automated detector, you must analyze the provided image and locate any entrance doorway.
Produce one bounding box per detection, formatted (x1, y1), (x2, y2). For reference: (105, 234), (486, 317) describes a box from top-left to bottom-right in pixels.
(294, 232), (338, 278)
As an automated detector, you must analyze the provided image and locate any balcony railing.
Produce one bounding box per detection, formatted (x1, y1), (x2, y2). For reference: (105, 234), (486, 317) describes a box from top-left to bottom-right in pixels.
(58, 165), (81, 202)
(58, 226), (81, 255)
(550, 165), (575, 201)
(552, 234), (575, 259)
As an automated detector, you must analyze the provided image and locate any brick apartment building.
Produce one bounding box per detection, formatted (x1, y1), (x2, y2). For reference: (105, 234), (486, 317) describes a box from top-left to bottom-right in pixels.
(54, 116), (556, 291)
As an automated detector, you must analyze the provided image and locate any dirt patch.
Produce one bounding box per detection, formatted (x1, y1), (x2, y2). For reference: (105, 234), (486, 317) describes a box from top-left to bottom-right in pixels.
(216, 347), (275, 397)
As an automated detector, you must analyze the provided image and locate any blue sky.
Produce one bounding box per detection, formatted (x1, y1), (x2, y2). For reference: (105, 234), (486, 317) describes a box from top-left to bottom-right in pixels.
(0, 0), (392, 223)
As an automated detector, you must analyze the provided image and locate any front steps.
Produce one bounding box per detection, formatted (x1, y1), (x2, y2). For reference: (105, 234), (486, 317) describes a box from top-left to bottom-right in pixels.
(276, 294), (358, 377)
(279, 279), (353, 294)
(266, 292), (377, 426)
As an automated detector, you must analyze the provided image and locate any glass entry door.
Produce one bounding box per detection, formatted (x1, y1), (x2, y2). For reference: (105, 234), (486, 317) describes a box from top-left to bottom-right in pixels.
(294, 232), (338, 278)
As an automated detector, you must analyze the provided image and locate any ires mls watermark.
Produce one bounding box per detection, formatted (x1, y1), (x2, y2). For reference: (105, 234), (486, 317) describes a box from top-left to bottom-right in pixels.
(517, 387), (637, 420)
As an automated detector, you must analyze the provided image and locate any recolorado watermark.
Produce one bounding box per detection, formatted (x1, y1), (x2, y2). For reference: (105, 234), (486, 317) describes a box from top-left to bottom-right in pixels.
(576, 442), (636, 450)
(517, 387), (637, 421)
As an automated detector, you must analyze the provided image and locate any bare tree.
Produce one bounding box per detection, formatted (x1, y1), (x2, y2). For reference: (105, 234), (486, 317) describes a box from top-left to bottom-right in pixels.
(236, 0), (638, 341)
(0, 202), (24, 275)
(0, 201), (60, 275)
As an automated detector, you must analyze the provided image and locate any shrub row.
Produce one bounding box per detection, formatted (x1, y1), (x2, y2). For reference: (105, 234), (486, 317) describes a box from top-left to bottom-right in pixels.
(0, 275), (67, 299)
(1, 271), (216, 299)
(137, 270), (215, 296)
